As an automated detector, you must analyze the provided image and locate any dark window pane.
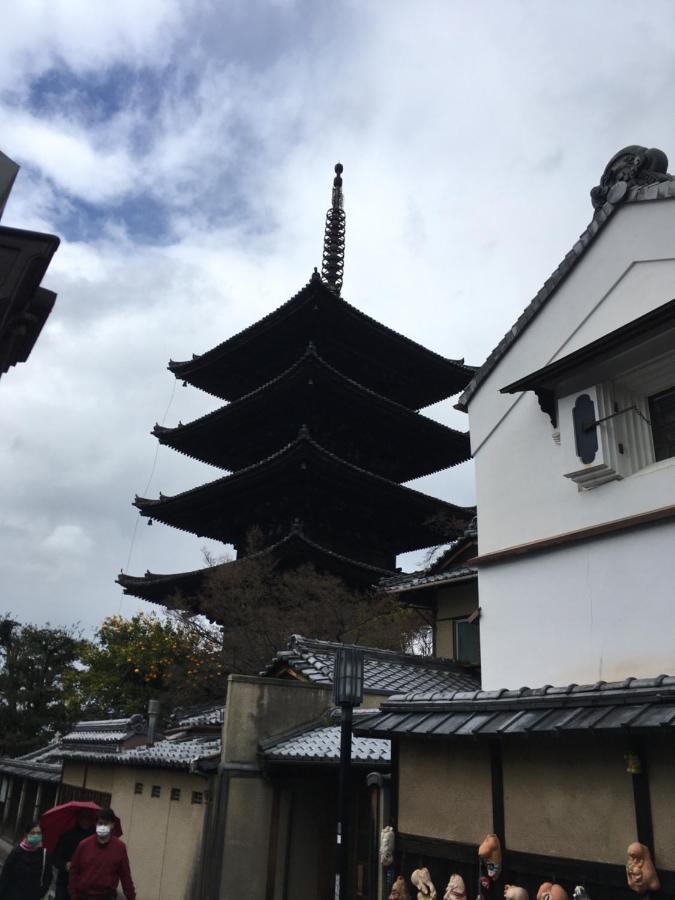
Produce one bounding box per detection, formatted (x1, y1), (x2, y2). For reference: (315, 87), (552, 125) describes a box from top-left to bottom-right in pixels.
(454, 619), (480, 666)
(134, 783), (143, 795)
(151, 785), (161, 798)
(649, 387), (675, 461)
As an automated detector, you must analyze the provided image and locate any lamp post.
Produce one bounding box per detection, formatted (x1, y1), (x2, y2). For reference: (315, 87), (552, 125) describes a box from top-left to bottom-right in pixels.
(333, 646), (364, 900)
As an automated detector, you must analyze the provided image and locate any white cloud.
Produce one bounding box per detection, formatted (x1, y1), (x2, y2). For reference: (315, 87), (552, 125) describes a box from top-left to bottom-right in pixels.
(3, 0), (675, 629)
(3, 110), (136, 203)
(42, 524), (93, 556)
(0, 0), (184, 89)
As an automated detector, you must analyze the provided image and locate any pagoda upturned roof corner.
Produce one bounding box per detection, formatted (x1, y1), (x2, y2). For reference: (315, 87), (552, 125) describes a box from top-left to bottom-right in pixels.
(168, 274), (474, 410)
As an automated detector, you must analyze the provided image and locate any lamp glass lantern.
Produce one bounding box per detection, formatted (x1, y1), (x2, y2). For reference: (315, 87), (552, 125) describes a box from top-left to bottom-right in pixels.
(333, 646), (364, 707)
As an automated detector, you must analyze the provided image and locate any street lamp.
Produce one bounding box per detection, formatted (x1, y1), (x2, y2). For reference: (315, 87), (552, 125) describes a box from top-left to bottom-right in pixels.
(334, 646), (364, 900)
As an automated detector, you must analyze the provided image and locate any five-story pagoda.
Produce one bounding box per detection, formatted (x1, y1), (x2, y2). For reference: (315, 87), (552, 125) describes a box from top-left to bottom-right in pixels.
(118, 165), (475, 610)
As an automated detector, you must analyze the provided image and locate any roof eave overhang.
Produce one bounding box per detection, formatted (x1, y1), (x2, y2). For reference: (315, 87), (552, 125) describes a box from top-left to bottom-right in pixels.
(500, 297), (675, 399)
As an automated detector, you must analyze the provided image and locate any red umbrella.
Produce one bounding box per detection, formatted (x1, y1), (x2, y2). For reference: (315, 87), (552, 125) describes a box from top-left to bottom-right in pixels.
(40, 801), (122, 852)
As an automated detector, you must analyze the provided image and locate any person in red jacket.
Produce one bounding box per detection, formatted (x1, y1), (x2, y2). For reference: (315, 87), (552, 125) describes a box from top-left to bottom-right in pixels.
(68, 808), (135, 900)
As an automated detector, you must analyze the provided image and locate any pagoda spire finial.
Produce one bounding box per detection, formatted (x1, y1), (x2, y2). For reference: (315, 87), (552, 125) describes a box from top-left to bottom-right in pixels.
(321, 162), (346, 295)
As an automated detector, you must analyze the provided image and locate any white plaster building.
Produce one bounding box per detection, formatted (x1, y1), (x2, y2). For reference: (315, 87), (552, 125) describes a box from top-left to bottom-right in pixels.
(458, 146), (675, 690)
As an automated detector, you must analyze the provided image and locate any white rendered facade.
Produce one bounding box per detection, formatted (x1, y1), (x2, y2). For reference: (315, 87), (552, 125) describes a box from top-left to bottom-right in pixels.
(465, 176), (675, 690)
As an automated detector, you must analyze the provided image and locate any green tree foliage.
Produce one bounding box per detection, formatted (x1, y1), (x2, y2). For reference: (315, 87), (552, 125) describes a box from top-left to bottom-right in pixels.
(175, 539), (427, 676)
(68, 612), (225, 717)
(0, 616), (83, 756)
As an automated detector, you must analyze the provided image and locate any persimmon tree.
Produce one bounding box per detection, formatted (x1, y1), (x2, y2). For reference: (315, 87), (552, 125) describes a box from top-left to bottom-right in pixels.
(68, 612), (224, 717)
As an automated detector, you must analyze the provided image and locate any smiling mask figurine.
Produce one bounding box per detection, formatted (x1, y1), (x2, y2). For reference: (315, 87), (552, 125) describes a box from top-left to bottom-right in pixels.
(390, 876), (412, 900)
(444, 874), (467, 900)
(479, 834), (502, 881)
(411, 867), (437, 900)
(626, 843), (660, 894)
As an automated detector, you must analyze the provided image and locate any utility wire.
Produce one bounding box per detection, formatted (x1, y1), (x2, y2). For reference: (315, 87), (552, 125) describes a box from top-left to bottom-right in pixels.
(121, 377), (179, 581)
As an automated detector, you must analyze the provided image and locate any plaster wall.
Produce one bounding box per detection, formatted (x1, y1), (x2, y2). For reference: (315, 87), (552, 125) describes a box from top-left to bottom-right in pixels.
(76, 764), (206, 900)
(61, 762), (86, 788)
(222, 675), (332, 763)
(397, 738), (491, 844)
(467, 200), (675, 553)
(645, 735), (675, 870)
(479, 521), (675, 689)
(83, 766), (115, 794)
(219, 676), (334, 899)
(220, 776), (274, 900)
(503, 739), (634, 864)
(434, 582), (478, 659)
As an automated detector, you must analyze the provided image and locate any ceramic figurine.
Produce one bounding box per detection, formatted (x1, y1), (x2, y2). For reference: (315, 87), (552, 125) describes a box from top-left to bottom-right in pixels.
(390, 876), (412, 900)
(380, 826), (395, 867)
(504, 887), (529, 900)
(626, 842), (660, 894)
(572, 888), (591, 900)
(444, 874), (467, 900)
(478, 834), (502, 881)
(536, 884), (569, 900)
(411, 867), (438, 900)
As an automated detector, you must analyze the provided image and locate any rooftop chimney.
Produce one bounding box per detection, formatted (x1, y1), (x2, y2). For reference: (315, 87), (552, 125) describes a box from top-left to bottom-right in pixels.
(147, 699), (161, 747)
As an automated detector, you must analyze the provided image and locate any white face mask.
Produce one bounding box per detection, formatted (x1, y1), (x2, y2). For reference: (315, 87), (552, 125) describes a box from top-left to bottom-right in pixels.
(96, 825), (112, 838)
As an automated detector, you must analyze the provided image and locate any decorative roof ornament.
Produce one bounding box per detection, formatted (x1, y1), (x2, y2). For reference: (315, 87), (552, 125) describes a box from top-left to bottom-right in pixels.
(321, 162), (346, 294)
(590, 145), (672, 210)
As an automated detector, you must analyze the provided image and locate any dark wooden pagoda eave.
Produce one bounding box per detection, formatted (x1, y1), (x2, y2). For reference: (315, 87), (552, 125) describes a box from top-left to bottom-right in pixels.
(134, 433), (474, 551)
(117, 530), (396, 606)
(156, 345), (471, 480)
(168, 272), (474, 409)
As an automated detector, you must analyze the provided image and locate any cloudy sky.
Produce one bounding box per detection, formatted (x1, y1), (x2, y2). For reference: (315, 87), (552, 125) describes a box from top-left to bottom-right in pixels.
(3, 0), (675, 634)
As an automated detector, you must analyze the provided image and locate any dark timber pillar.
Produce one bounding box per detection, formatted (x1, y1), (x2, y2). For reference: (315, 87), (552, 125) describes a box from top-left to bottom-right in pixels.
(490, 741), (506, 894)
(627, 742), (654, 853)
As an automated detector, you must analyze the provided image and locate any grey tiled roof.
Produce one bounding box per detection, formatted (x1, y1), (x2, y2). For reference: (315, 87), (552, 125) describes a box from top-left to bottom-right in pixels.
(354, 674), (675, 740)
(61, 715), (146, 747)
(62, 730), (129, 744)
(264, 722), (389, 764)
(59, 735), (221, 770)
(457, 175), (675, 412)
(380, 564), (477, 594)
(0, 756), (61, 783)
(262, 634), (480, 694)
(170, 705), (224, 729)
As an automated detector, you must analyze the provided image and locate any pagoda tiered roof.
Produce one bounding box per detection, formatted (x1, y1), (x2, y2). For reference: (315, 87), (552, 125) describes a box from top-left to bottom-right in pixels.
(155, 344), (470, 481)
(117, 526), (397, 602)
(169, 272), (473, 409)
(121, 165), (475, 611)
(135, 431), (473, 566)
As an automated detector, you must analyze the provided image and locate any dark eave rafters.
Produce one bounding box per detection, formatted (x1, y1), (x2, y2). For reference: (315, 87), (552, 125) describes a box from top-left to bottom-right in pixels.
(156, 343), (471, 480)
(168, 273), (474, 409)
(117, 527), (396, 606)
(134, 431), (473, 549)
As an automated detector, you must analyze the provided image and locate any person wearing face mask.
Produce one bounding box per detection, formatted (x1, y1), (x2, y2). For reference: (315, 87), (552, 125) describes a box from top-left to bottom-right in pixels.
(68, 808), (136, 900)
(0, 820), (53, 900)
(52, 810), (96, 900)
